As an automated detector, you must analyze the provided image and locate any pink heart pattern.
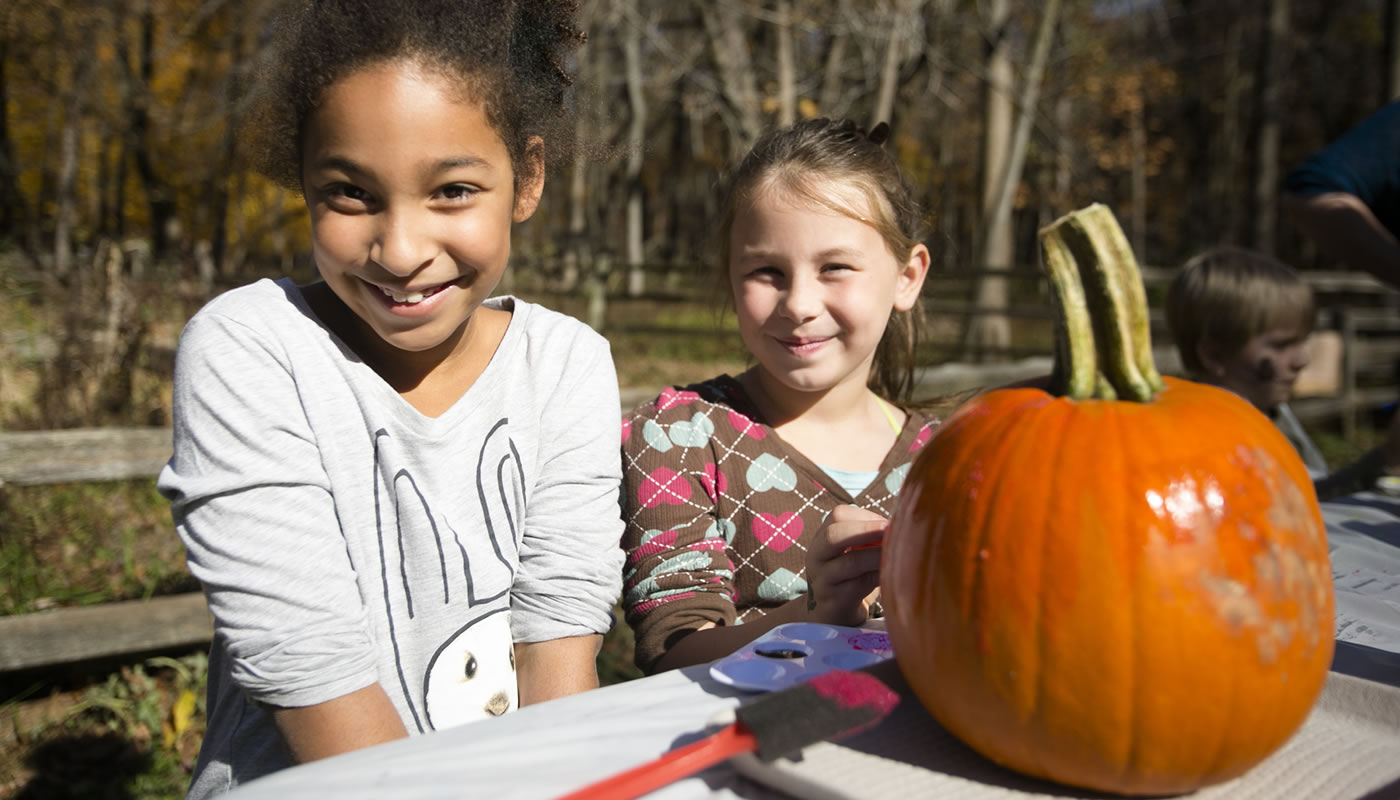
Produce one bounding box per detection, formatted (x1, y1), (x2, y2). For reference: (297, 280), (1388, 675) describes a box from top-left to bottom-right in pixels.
(699, 463), (727, 502)
(628, 529), (679, 562)
(656, 387), (701, 411)
(727, 410), (766, 440)
(622, 377), (937, 641)
(753, 512), (803, 552)
(638, 467), (691, 508)
(909, 423), (933, 452)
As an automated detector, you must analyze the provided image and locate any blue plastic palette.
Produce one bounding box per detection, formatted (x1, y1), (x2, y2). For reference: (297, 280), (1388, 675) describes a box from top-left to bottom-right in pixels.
(709, 622), (893, 692)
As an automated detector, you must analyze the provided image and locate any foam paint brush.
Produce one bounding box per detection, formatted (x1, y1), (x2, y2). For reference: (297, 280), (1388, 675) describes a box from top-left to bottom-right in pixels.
(556, 669), (899, 800)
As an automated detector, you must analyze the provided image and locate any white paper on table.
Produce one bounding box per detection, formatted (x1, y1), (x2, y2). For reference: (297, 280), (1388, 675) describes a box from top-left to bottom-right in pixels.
(1323, 497), (1400, 654)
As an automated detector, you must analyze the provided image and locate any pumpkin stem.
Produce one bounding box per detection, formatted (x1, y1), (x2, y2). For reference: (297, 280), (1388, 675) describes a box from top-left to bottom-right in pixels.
(1037, 204), (1164, 402)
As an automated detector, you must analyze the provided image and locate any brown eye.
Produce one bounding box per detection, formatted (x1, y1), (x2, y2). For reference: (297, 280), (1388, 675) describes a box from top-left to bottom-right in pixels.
(464, 654), (478, 680)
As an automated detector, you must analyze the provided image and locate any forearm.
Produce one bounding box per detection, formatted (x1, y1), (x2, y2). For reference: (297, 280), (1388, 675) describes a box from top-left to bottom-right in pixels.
(651, 597), (811, 673)
(271, 683), (409, 764)
(1282, 191), (1400, 288)
(515, 634), (603, 706)
(1315, 447), (1392, 502)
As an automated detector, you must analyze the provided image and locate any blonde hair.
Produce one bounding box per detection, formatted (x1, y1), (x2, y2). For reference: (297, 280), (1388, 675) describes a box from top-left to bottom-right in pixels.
(714, 118), (928, 404)
(1166, 246), (1315, 376)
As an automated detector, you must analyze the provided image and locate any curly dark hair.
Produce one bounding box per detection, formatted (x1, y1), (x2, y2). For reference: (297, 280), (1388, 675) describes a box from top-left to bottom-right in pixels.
(715, 117), (930, 406)
(246, 0), (584, 192)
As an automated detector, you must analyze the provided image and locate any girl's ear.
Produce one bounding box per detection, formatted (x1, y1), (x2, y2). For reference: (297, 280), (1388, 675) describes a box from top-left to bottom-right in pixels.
(512, 136), (546, 222)
(892, 242), (931, 312)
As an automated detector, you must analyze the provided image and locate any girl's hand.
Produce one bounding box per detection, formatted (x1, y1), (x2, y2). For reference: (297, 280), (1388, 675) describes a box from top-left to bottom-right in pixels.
(804, 505), (887, 627)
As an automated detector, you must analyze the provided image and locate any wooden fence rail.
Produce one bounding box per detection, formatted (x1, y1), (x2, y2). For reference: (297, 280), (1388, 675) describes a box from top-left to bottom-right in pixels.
(2, 268), (1397, 675)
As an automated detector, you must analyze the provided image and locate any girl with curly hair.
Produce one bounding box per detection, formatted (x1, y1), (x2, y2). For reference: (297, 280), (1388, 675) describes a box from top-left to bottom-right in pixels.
(158, 2), (623, 794)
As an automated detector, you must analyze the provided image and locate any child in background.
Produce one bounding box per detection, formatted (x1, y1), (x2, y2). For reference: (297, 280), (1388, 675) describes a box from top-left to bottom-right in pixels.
(621, 118), (938, 674)
(157, 2), (624, 795)
(1166, 246), (1400, 501)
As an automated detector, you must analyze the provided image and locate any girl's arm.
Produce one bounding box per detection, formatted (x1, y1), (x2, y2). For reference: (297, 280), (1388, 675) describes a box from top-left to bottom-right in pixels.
(647, 504), (886, 672)
(510, 323), (625, 679)
(271, 684), (409, 763)
(514, 634), (604, 705)
(160, 307), (386, 747)
(650, 598), (810, 672)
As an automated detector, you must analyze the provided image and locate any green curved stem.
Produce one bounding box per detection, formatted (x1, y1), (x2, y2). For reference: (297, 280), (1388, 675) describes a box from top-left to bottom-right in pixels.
(1036, 203), (1163, 403)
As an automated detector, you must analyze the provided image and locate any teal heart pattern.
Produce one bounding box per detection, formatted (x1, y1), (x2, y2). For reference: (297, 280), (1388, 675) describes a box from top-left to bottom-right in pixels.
(885, 464), (910, 495)
(746, 453), (797, 493)
(705, 519), (737, 546)
(642, 419), (672, 453)
(757, 568), (806, 602)
(668, 412), (715, 448)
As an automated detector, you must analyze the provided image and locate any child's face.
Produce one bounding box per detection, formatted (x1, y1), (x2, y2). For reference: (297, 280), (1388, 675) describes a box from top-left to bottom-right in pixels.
(728, 181), (927, 397)
(300, 60), (541, 356)
(1205, 326), (1312, 411)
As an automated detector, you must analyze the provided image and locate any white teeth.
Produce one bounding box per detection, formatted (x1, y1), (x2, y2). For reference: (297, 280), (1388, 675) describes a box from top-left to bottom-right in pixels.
(380, 287), (427, 304)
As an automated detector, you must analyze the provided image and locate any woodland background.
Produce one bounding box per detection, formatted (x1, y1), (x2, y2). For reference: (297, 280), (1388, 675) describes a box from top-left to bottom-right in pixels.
(1, 1), (1399, 798)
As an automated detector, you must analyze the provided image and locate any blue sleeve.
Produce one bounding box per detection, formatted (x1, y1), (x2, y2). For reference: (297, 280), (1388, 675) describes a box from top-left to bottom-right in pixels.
(1284, 102), (1400, 237)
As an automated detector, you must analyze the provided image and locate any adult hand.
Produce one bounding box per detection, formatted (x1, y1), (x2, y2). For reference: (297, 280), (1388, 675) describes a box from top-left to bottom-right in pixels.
(804, 504), (886, 627)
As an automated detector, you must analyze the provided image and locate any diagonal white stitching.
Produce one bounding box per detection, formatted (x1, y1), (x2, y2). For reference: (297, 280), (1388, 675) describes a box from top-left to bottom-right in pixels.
(623, 393), (916, 624)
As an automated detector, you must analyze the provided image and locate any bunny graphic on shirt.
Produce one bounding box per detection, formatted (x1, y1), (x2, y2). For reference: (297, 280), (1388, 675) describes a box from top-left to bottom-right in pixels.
(372, 419), (523, 731)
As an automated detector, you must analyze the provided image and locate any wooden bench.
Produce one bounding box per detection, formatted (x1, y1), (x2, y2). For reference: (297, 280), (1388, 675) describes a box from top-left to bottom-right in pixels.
(0, 593), (213, 673)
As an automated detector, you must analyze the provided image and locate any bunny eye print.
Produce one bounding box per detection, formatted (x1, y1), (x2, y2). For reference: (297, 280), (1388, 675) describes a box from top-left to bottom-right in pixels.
(372, 421), (524, 732)
(424, 609), (517, 727)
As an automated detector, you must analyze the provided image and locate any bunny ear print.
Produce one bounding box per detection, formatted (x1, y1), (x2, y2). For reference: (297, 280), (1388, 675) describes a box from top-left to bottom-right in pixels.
(867, 121), (891, 147)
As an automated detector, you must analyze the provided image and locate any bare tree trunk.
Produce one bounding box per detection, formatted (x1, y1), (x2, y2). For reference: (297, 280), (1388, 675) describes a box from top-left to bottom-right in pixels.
(209, 18), (247, 276)
(624, 2), (647, 297)
(776, 0), (796, 127)
(122, 0), (177, 261)
(1210, 19), (1244, 245)
(1387, 0), (1400, 101)
(961, 0), (1014, 363)
(819, 15), (848, 118)
(1254, 0), (1289, 255)
(700, 0), (763, 155)
(1129, 99), (1147, 258)
(55, 30), (97, 282)
(871, 0), (910, 129)
(561, 0), (599, 293)
(562, 140), (588, 291)
(963, 0), (1061, 361)
(0, 29), (22, 242)
(1054, 93), (1072, 211)
(54, 104), (79, 280)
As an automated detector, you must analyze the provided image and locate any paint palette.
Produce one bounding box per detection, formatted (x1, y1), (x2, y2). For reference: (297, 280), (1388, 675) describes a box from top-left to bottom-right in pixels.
(709, 622), (894, 693)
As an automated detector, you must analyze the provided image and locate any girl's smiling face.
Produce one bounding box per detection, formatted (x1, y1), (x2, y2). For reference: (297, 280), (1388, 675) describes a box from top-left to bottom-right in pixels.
(300, 59), (541, 359)
(728, 180), (928, 398)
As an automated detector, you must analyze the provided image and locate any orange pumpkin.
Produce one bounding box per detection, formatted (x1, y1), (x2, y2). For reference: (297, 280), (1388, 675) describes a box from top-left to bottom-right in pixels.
(881, 204), (1335, 796)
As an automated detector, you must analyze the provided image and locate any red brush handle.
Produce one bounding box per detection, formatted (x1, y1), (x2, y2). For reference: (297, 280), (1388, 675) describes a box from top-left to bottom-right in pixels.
(556, 723), (758, 800)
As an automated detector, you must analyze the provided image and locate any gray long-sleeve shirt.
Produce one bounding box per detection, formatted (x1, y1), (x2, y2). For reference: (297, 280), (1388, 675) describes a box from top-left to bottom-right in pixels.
(158, 279), (624, 797)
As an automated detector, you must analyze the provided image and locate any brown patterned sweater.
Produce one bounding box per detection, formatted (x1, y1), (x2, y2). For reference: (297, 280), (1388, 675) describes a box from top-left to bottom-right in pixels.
(619, 375), (938, 672)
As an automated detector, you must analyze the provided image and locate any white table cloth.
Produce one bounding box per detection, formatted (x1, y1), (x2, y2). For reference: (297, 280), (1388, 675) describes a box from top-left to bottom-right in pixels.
(225, 494), (1400, 800)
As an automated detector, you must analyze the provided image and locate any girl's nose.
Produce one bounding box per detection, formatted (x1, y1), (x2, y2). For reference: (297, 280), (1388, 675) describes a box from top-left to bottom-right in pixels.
(778, 275), (822, 322)
(371, 211), (436, 276)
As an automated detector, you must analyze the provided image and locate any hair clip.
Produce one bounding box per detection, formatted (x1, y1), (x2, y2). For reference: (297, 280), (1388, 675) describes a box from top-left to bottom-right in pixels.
(867, 121), (891, 147)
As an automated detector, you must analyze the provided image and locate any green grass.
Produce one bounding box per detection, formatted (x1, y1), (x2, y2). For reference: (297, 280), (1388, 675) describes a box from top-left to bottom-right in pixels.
(2, 653), (209, 800)
(0, 481), (196, 617)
